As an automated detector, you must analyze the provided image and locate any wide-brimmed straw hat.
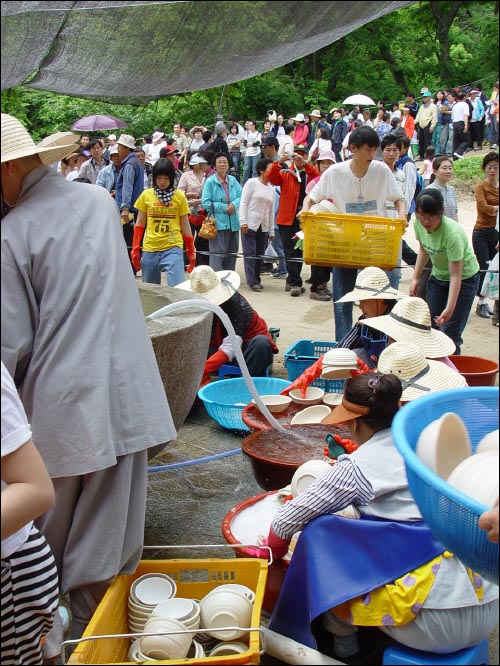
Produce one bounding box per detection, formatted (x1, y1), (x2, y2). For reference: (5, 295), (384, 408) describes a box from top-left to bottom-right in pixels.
(1, 114), (79, 165)
(377, 342), (466, 401)
(175, 266), (240, 306)
(362, 297), (456, 359)
(335, 267), (405, 303)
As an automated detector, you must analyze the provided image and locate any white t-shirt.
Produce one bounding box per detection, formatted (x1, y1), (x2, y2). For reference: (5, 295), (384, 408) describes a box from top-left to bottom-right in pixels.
(1, 361), (32, 559)
(451, 101), (469, 123)
(308, 159), (404, 216)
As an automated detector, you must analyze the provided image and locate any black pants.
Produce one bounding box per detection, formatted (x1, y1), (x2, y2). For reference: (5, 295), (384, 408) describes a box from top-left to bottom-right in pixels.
(469, 121), (483, 147)
(418, 124), (432, 160)
(310, 265), (332, 291)
(453, 121), (470, 156)
(472, 226), (499, 295)
(279, 220), (303, 286)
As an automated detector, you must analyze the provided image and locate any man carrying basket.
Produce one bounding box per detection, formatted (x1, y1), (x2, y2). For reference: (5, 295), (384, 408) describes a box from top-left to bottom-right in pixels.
(301, 127), (405, 341)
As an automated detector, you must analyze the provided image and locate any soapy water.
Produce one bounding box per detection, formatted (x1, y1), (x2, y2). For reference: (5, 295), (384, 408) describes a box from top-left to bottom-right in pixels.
(147, 299), (309, 442)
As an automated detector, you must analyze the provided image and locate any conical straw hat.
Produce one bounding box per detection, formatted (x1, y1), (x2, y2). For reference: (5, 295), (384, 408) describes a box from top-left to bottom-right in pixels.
(335, 267), (405, 303)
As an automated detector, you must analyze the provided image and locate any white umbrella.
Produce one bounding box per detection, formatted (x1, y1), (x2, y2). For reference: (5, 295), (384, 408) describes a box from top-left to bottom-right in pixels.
(342, 94), (375, 106)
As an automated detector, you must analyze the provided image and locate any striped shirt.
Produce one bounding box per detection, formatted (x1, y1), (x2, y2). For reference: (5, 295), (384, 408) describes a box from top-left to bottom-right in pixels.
(426, 181), (458, 221)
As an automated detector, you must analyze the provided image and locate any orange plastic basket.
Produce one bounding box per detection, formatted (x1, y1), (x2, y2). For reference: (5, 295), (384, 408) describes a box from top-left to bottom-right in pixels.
(301, 211), (406, 270)
(67, 558), (267, 665)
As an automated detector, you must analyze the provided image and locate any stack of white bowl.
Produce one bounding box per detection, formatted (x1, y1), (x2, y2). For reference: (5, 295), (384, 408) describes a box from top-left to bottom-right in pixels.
(128, 573), (177, 634)
(199, 583), (254, 643)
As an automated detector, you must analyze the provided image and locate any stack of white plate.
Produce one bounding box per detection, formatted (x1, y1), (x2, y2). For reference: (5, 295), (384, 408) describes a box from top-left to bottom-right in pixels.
(128, 573), (177, 634)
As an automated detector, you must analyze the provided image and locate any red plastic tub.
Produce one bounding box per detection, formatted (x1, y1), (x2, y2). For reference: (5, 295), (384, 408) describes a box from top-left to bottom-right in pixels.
(450, 356), (499, 387)
(222, 490), (289, 612)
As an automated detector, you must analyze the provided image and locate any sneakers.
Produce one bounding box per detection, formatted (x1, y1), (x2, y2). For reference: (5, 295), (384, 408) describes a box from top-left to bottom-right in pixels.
(492, 144), (499, 150)
(250, 284), (264, 291)
(319, 283), (332, 296)
(290, 286), (306, 296)
(310, 288), (331, 301)
(476, 302), (492, 318)
(453, 152), (464, 160)
(271, 270), (287, 279)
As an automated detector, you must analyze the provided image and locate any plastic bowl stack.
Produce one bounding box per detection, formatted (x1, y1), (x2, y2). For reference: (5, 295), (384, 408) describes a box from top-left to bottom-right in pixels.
(128, 573), (177, 634)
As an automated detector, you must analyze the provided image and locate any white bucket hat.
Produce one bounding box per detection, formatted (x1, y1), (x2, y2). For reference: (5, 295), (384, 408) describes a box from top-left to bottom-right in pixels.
(292, 113), (305, 122)
(152, 131), (165, 142)
(117, 133), (136, 150)
(377, 342), (466, 401)
(321, 348), (358, 379)
(175, 266), (240, 306)
(310, 109), (322, 118)
(1, 114), (79, 165)
(362, 297), (456, 359)
(335, 267), (405, 303)
(189, 154), (208, 166)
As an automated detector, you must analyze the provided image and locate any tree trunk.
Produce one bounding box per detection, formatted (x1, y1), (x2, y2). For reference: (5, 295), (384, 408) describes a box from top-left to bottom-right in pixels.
(429, 1), (464, 85)
(326, 38), (347, 97)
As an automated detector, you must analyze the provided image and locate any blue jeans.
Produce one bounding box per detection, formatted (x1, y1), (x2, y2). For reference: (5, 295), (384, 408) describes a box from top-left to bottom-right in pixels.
(332, 268), (358, 341)
(440, 123), (453, 155)
(431, 123), (443, 156)
(208, 229), (239, 271)
(271, 221), (287, 273)
(141, 246), (185, 286)
(242, 154), (260, 185)
(230, 152), (241, 182)
(426, 273), (479, 355)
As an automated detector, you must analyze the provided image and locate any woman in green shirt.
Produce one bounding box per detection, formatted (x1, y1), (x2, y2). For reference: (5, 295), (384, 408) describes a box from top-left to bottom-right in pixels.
(410, 188), (479, 354)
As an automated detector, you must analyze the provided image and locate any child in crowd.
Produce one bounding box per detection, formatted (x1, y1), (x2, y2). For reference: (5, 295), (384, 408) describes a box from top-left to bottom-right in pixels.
(420, 145), (435, 188)
(2, 362), (59, 666)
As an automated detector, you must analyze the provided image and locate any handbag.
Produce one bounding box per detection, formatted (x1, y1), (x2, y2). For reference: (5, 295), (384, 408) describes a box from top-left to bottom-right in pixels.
(198, 204), (217, 239)
(311, 142), (319, 161)
(189, 208), (206, 227)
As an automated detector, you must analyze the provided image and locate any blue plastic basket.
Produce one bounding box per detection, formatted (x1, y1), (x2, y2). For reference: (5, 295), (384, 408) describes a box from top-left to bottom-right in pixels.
(198, 377), (291, 432)
(283, 340), (345, 393)
(392, 387), (499, 584)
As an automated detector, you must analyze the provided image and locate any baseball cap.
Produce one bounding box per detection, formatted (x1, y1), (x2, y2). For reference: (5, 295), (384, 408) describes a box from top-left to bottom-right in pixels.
(293, 144), (309, 153)
(421, 91), (432, 98)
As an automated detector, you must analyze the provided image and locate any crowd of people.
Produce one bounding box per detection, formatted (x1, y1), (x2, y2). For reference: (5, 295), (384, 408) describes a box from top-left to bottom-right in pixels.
(0, 78), (498, 665)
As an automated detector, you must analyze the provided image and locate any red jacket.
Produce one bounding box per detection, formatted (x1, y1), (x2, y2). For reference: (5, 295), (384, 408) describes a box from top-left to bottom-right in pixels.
(268, 161), (319, 226)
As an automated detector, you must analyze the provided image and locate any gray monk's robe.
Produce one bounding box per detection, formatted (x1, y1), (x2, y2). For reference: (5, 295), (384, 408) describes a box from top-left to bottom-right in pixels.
(1, 165), (176, 478)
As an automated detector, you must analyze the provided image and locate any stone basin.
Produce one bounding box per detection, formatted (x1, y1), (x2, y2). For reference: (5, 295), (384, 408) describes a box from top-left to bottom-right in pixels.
(139, 282), (213, 441)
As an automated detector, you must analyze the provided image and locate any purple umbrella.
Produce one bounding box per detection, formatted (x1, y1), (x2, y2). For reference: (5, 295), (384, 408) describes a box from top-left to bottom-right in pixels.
(71, 114), (128, 131)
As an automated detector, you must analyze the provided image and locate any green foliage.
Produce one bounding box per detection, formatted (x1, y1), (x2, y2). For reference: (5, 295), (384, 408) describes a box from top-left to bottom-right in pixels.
(453, 155), (485, 185)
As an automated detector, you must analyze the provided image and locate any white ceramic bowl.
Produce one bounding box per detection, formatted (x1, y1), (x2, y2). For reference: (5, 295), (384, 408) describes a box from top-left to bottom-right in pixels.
(128, 639), (152, 662)
(291, 459), (332, 498)
(289, 386), (325, 406)
(322, 393), (343, 407)
(152, 598), (200, 623)
(140, 617), (192, 660)
(212, 584), (255, 604)
(416, 412), (472, 480)
(200, 589), (252, 641)
(208, 640), (249, 656)
(290, 404), (331, 425)
(476, 430), (499, 454)
(128, 601), (152, 618)
(187, 640), (205, 658)
(446, 451), (499, 507)
(130, 574), (177, 607)
(251, 394), (292, 414)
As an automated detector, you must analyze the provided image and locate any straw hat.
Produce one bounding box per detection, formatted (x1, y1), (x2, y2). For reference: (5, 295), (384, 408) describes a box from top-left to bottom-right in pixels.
(377, 342), (466, 401)
(1, 114), (79, 165)
(361, 297), (456, 359)
(175, 266), (240, 306)
(335, 267), (405, 303)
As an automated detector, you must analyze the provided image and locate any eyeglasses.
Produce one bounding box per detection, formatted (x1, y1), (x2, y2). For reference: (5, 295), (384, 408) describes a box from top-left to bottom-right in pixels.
(485, 164), (499, 171)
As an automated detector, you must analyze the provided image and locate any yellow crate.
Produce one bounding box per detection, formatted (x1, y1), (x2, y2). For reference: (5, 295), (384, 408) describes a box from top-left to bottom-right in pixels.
(301, 211), (406, 270)
(68, 558), (267, 665)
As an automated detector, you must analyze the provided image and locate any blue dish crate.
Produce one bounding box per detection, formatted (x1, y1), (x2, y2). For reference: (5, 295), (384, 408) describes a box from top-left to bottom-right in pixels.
(392, 387), (499, 584)
(283, 339), (345, 393)
(198, 376), (291, 432)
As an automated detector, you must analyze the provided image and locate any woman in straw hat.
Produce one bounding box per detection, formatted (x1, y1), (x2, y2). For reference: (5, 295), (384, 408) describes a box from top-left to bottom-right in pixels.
(176, 265), (278, 383)
(410, 188), (480, 354)
(361, 296), (459, 370)
(281, 267), (405, 397)
(246, 363), (496, 662)
(1, 113), (176, 660)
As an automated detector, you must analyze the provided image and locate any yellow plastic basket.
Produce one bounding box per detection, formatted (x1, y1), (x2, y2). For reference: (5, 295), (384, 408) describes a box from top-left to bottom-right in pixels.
(301, 211), (406, 270)
(67, 558), (267, 665)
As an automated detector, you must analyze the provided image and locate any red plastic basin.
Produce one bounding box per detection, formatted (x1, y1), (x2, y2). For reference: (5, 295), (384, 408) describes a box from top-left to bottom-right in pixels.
(450, 356), (499, 387)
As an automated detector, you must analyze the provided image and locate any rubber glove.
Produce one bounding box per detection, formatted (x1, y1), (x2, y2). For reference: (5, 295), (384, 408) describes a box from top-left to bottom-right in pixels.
(281, 356), (323, 398)
(218, 335), (243, 363)
(242, 527), (291, 561)
(183, 234), (195, 273)
(349, 357), (375, 377)
(331, 432), (359, 454)
(131, 225), (145, 272)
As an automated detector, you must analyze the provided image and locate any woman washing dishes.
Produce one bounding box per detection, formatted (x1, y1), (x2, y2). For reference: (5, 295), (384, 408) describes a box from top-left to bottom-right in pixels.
(246, 359), (492, 664)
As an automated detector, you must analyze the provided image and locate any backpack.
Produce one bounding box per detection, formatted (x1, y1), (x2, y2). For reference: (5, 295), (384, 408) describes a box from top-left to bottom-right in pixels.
(414, 171), (424, 198)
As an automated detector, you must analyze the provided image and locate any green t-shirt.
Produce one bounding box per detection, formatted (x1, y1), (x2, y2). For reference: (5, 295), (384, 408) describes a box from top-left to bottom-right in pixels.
(414, 215), (479, 281)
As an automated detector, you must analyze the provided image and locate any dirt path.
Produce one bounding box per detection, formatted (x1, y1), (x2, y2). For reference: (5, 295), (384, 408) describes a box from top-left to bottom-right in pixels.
(236, 190), (498, 378)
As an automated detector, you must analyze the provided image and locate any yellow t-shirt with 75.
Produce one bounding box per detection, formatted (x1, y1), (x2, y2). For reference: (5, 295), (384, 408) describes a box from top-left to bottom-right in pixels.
(134, 189), (189, 252)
